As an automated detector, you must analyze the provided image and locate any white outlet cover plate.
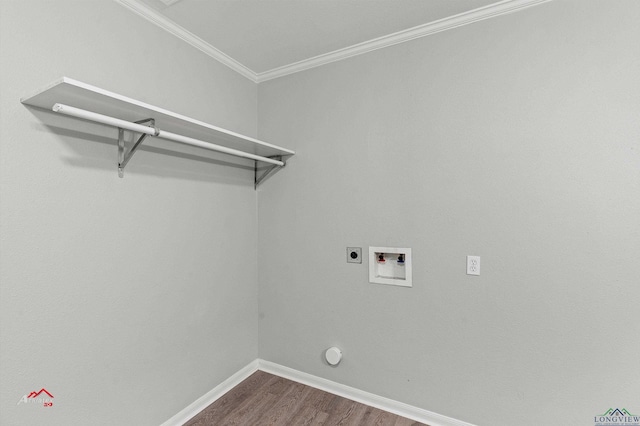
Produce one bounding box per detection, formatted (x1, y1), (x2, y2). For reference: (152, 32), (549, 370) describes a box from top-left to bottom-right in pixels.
(467, 256), (480, 275)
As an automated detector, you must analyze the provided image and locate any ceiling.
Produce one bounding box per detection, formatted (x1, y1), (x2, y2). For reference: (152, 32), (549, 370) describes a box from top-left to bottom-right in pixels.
(120, 0), (549, 81)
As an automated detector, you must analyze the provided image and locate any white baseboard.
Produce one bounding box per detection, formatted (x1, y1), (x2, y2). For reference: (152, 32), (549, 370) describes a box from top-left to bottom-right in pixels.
(160, 359), (259, 426)
(161, 358), (475, 426)
(258, 359), (475, 426)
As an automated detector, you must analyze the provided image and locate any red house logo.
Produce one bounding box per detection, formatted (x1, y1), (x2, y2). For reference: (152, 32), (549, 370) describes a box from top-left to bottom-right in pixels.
(27, 388), (54, 399)
(17, 388), (54, 407)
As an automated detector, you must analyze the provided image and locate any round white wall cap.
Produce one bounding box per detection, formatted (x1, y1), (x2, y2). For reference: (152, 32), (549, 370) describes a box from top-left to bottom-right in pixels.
(325, 346), (342, 366)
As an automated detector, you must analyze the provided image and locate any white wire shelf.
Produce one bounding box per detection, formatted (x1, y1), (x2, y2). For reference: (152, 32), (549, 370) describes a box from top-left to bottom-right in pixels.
(21, 77), (294, 187)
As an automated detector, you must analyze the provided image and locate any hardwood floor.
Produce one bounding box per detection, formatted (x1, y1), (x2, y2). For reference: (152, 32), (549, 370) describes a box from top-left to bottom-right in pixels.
(184, 371), (428, 425)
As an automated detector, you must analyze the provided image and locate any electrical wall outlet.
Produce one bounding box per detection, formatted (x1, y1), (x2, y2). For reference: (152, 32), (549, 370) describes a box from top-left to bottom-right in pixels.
(467, 256), (480, 275)
(347, 247), (362, 263)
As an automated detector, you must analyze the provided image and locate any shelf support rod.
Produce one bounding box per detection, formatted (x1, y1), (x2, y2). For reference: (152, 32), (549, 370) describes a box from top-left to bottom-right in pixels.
(52, 104), (286, 173)
(118, 118), (155, 178)
(255, 156), (284, 189)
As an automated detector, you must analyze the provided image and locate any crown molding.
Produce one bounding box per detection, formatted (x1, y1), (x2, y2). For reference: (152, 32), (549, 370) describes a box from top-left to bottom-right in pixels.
(114, 0), (551, 84)
(113, 0), (258, 82)
(256, 0), (551, 82)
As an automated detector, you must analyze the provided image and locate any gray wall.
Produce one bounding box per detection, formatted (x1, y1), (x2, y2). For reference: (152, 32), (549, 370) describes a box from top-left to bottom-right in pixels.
(0, 1), (258, 425)
(2, 1), (639, 426)
(257, 1), (640, 425)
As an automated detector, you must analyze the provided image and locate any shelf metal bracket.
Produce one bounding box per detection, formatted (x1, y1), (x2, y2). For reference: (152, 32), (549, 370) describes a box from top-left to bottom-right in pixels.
(118, 118), (155, 178)
(255, 155), (284, 189)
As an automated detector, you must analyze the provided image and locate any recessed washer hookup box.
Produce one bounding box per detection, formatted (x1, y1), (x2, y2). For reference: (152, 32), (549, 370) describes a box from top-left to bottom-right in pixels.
(369, 247), (412, 287)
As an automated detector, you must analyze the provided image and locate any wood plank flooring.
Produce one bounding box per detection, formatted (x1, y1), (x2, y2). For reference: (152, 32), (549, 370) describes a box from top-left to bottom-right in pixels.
(184, 371), (428, 425)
